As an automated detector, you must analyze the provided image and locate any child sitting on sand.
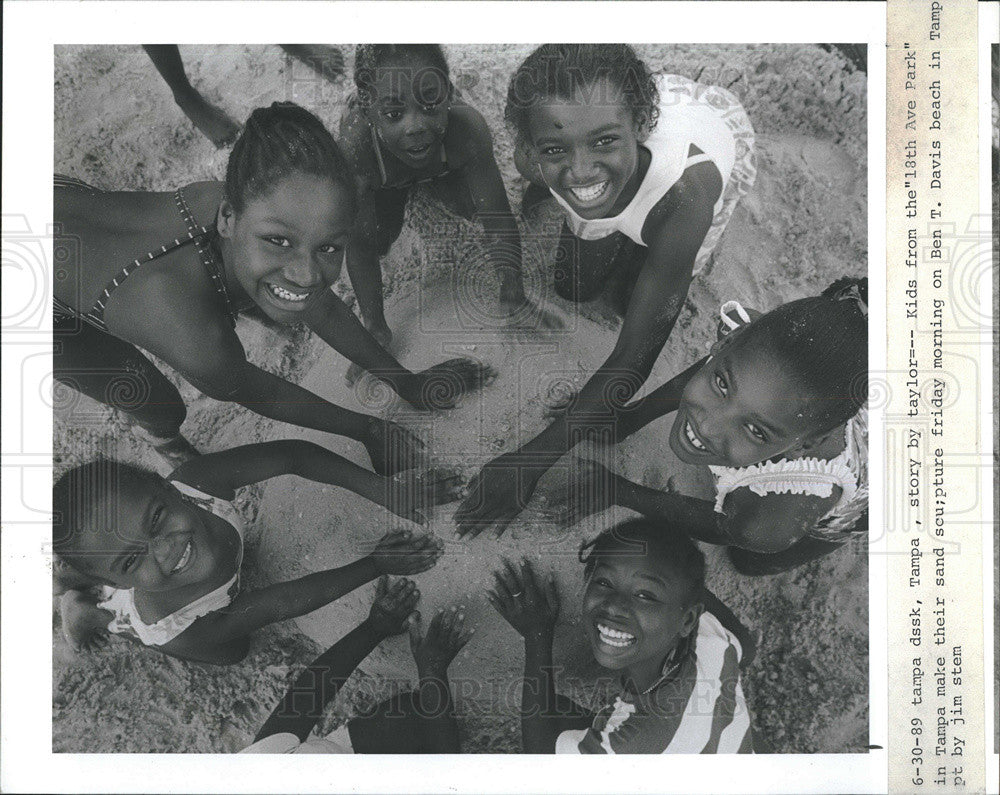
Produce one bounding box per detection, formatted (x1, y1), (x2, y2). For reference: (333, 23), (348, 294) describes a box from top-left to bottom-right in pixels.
(556, 278), (869, 575)
(456, 44), (755, 539)
(54, 101), (490, 474)
(338, 43), (559, 381)
(242, 576), (472, 753)
(54, 440), (456, 664)
(488, 518), (755, 753)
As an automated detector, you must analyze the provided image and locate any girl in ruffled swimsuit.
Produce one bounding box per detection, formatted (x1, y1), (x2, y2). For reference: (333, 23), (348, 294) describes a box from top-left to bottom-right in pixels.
(558, 278), (869, 575)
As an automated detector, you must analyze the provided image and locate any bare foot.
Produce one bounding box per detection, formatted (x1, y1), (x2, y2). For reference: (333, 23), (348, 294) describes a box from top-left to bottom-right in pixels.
(60, 591), (113, 653)
(280, 45), (346, 81)
(174, 88), (241, 148)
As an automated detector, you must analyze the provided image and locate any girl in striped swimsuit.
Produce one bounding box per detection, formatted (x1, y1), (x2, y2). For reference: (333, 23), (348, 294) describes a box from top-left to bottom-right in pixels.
(54, 102), (490, 474)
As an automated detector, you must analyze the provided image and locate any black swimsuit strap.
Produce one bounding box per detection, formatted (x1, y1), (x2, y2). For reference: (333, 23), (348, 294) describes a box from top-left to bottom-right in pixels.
(85, 188), (238, 330)
(174, 188), (238, 328)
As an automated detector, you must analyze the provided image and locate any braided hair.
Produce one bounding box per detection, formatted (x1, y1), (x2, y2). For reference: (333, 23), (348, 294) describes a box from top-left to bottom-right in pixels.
(224, 102), (355, 214)
(737, 277), (869, 435)
(579, 517), (705, 608)
(505, 44), (660, 141)
(353, 44), (451, 107)
(52, 458), (161, 574)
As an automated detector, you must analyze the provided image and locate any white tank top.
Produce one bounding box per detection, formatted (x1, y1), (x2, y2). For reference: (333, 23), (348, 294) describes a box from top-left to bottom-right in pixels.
(549, 73), (741, 247)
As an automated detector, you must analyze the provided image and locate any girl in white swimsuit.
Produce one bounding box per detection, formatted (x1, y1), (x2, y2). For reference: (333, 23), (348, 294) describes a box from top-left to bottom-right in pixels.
(53, 440), (460, 663)
(456, 44), (755, 541)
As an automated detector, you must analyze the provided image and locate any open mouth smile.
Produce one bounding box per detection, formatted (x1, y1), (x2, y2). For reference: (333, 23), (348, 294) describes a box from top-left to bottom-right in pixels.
(265, 282), (313, 304)
(684, 419), (708, 452)
(171, 540), (193, 574)
(596, 622), (637, 649)
(568, 181), (609, 204)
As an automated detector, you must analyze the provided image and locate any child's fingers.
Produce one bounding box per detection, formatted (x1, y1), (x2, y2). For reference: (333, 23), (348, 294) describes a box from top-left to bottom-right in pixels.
(437, 607), (456, 636)
(545, 570), (560, 611)
(378, 528), (411, 548)
(491, 568), (515, 601)
(500, 557), (524, 594)
(375, 574), (389, 599)
(399, 589), (420, 614)
(520, 558), (540, 602)
(427, 608), (446, 637)
(407, 611), (424, 651)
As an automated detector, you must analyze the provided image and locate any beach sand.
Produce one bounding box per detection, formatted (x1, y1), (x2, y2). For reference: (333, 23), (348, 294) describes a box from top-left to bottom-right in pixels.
(53, 43), (868, 753)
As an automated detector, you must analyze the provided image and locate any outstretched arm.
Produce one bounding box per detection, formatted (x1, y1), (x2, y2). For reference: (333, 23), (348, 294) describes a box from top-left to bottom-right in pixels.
(613, 357), (706, 440)
(161, 530), (441, 661)
(170, 439), (383, 499)
(168, 439), (460, 525)
(487, 558), (563, 753)
(455, 174), (717, 538)
(303, 286), (417, 399)
(255, 577), (419, 742)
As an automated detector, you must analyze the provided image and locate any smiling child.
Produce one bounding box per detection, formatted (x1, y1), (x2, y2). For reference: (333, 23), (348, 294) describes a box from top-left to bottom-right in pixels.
(488, 518), (755, 754)
(553, 279), (869, 575)
(53, 441), (456, 663)
(455, 45), (756, 539)
(54, 102), (489, 474)
(337, 44), (559, 384)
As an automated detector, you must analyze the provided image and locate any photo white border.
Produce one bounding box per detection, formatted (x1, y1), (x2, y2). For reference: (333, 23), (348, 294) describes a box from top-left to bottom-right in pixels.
(979, 2), (999, 790)
(1, 2), (886, 793)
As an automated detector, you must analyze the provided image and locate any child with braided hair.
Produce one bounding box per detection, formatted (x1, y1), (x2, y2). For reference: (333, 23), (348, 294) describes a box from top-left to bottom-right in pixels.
(54, 102), (492, 474)
(550, 278), (869, 574)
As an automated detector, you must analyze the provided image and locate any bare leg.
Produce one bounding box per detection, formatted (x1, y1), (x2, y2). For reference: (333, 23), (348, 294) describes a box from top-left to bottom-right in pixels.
(142, 45), (240, 148)
(553, 223), (634, 304)
(54, 317), (198, 466)
(279, 45), (346, 81)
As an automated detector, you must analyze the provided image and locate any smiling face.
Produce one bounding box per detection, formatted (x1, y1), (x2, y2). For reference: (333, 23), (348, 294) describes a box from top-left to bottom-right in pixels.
(526, 78), (645, 220)
(219, 172), (354, 324)
(363, 53), (451, 169)
(582, 549), (700, 688)
(69, 478), (229, 594)
(669, 336), (823, 468)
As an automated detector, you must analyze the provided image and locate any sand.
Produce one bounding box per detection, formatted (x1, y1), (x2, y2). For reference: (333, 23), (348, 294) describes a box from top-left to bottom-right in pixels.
(53, 43), (868, 754)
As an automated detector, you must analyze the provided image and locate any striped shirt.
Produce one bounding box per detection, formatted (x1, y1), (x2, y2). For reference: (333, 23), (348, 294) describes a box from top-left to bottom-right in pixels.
(555, 611), (753, 754)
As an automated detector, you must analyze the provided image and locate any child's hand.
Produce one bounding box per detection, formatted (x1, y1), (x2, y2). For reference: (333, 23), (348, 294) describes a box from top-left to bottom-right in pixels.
(408, 606), (474, 677)
(386, 468), (464, 525)
(365, 418), (427, 477)
(406, 359), (498, 411)
(367, 575), (420, 637)
(486, 557), (559, 641)
(369, 529), (444, 575)
(454, 453), (542, 540)
(541, 457), (617, 527)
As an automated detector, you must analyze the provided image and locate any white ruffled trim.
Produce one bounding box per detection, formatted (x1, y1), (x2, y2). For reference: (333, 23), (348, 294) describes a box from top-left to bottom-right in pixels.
(98, 481), (244, 646)
(709, 409), (866, 516)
